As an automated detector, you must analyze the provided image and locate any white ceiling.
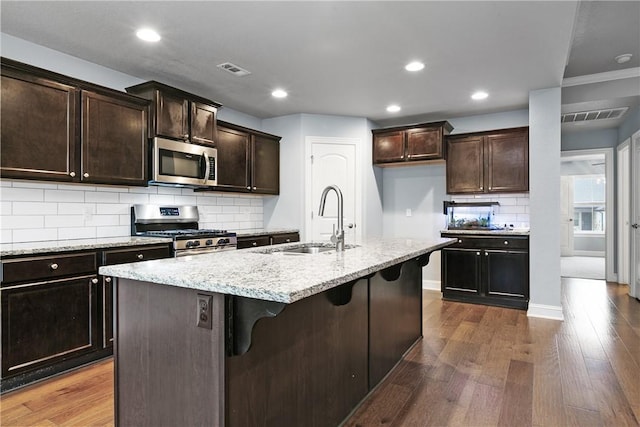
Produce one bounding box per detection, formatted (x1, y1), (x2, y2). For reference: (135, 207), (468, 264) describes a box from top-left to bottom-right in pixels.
(1, 1), (638, 130)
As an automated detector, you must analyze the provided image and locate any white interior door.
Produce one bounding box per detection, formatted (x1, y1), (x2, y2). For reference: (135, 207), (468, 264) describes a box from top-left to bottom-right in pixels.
(560, 175), (574, 256)
(617, 142), (630, 285)
(305, 137), (360, 245)
(630, 131), (640, 298)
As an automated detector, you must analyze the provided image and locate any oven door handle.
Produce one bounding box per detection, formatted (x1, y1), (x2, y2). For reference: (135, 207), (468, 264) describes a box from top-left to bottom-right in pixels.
(202, 151), (211, 185)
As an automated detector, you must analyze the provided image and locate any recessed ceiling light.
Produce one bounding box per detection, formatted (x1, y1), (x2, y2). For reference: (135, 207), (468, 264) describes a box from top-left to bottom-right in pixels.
(136, 28), (161, 42)
(615, 53), (632, 64)
(405, 61), (425, 72)
(386, 105), (401, 113)
(272, 89), (288, 98)
(471, 91), (489, 100)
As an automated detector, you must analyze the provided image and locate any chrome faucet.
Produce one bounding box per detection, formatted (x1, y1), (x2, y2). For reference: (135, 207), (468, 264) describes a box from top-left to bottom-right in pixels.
(318, 184), (345, 252)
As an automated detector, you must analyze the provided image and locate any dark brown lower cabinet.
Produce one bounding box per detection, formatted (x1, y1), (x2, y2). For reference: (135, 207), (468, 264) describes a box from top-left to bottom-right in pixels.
(237, 231), (300, 249)
(226, 279), (369, 427)
(441, 234), (529, 309)
(369, 259), (422, 386)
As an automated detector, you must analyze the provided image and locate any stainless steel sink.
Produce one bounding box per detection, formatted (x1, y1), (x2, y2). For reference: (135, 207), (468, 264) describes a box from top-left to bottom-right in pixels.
(281, 246), (335, 254)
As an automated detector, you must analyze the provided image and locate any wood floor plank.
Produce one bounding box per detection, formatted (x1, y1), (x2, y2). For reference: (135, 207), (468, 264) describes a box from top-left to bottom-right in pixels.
(584, 357), (638, 426)
(462, 381), (503, 426)
(497, 359), (533, 426)
(557, 333), (599, 411)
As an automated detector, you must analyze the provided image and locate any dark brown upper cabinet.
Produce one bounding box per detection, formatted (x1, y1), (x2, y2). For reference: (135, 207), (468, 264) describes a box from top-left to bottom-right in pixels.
(372, 121), (453, 166)
(1, 58), (150, 186)
(446, 127), (529, 194)
(125, 81), (221, 146)
(81, 91), (148, 186)
(206, 121), (280, 195)
(1, 62), (78, 182)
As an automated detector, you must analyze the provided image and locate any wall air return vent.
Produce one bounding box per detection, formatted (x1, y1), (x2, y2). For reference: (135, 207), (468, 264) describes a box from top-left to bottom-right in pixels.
(562, 107), (629, 123)
(216, 62), (251, 76)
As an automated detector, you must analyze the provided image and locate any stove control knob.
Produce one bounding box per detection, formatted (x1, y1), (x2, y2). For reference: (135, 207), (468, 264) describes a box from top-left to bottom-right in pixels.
(192, 241), (201, 247)
(205, 239), (213, 246)
(185, 241), (195, 248)
(220, 238), (229, 244)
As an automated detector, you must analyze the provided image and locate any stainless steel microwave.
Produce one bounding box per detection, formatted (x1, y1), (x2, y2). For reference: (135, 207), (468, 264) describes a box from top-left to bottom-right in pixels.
(151, 137), (217, 187)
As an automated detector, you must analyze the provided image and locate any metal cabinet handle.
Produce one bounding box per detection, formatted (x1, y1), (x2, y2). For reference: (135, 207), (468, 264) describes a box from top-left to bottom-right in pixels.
(504, 241), (509, 245)
(476, 251), (480, 256)
(458, 239), (462, 243)
(83, 173), (89, 178)
(485, 252), (489, 256)
(50, 263), (59, 270)
(285, 239), (291, 243)
(105, 277), (112, 283)
(252, 242), (257, 247)
(253, 186), (257, 190)
(246, 186), (251, 190)
(183, 134), (190, 140)
(91, 278), (98, 284)
(137, 254), (144, 260)
(480, 186), (484, 190)
(69, 172), (76, 177)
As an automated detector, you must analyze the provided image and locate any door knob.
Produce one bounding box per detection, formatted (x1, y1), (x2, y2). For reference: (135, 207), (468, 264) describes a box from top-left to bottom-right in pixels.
(632, 224), (639, 229)
(347, 223), (355, 229)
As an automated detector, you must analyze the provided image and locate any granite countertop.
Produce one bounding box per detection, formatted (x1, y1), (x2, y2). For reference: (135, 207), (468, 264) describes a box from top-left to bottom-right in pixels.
(100, 237), (455, 303)
(0, 236), (173, 257)
(236, 228), (300, 238)
(441, 229), (530, 236)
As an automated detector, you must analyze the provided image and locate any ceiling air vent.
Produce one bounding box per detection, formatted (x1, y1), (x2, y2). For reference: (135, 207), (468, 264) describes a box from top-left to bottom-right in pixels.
(216, 62), (251, 76)
(562, 107), (629, 123)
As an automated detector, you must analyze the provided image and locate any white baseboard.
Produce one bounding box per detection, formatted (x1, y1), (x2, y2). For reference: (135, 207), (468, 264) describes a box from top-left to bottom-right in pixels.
(422, 279), (441, 292)
(527, 303), (564, 321)
(572, 251), (605, 257)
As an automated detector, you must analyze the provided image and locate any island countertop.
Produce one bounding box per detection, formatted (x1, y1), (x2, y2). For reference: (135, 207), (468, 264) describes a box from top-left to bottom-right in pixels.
(99, 237), (455, 303)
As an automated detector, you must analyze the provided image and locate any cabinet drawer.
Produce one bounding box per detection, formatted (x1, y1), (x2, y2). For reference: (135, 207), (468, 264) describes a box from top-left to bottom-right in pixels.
(271, 233), (300, 245)
(442, 235), (528, 250)
(102, 244), (171, 266)
(237, 236), (270, 249)
(1, 252), (97, 286)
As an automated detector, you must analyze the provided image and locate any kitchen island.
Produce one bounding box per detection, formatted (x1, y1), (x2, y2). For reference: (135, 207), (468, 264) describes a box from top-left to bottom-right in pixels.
(100, 237), (454, 427)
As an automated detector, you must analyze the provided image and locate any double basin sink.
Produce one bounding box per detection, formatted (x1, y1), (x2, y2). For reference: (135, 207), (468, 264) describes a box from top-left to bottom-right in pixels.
(258, 243), (356, 255)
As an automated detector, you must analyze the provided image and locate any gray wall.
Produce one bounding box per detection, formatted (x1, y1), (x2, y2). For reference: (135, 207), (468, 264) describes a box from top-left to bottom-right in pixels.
(574, 235), (605, 253)
(617, 104), (640, 144)
(561, 128), (618, 151)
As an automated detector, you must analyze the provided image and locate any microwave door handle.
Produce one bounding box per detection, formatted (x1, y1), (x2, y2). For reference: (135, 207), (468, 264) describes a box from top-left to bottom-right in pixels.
(202, 152), (210, 185)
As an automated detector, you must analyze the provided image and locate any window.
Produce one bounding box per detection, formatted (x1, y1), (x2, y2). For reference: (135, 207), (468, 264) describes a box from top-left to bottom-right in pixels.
(573, 175), (605, 233)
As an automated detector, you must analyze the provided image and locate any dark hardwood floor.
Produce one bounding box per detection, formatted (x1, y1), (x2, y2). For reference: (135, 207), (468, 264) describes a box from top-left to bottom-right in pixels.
(1, 278), (638, 426)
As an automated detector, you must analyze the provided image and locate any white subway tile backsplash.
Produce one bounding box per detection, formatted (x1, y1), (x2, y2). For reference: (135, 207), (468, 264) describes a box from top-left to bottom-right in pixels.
(45, 189), (85, 203)
(1, 179), (264, 243)
(85, 191), (120, 203)
(149, 194), (176, 205)
(2, 187), (44, 202)
(1, 229), (12, 243)
(58, 203), (95, 215)
(174, 195), (197, 205)
(58, 227), (97, 240)
(118, 193), (150, 204)
(3, 216), (44, 229)
(96, 226), (130, 238)
(1, 201), (12, 215)
(45, 215), (84, 228)
(13, 228), (57, 242)
(13, 202), (57, 215)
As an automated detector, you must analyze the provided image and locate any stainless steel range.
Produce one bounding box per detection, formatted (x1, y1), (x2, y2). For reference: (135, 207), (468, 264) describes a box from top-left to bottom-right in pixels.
(131, 205), (237, 257)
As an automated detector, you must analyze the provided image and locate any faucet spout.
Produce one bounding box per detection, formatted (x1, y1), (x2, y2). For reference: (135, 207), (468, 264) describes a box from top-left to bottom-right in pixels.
(318, 185), (345, 251)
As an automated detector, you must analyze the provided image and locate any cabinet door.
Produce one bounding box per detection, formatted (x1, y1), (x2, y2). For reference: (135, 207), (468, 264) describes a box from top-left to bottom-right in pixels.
(1, 70), (78, 181)
(156, 91), (189, 140)
(373, 131), (405, 164)
(190, 102), (217, 145)
(81, 91), (148, 185)
(103, 276), (114, 348)
(216, 126), (251, 191)
(446, 135), (485, 194)
(406, 127), (442, 161)
(486, 129), (529, 193)
(441, 248), (481, 293)
(484, 250), (529, 298)
(252, 134), (280, 194)
(1, 276), (98, 377)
